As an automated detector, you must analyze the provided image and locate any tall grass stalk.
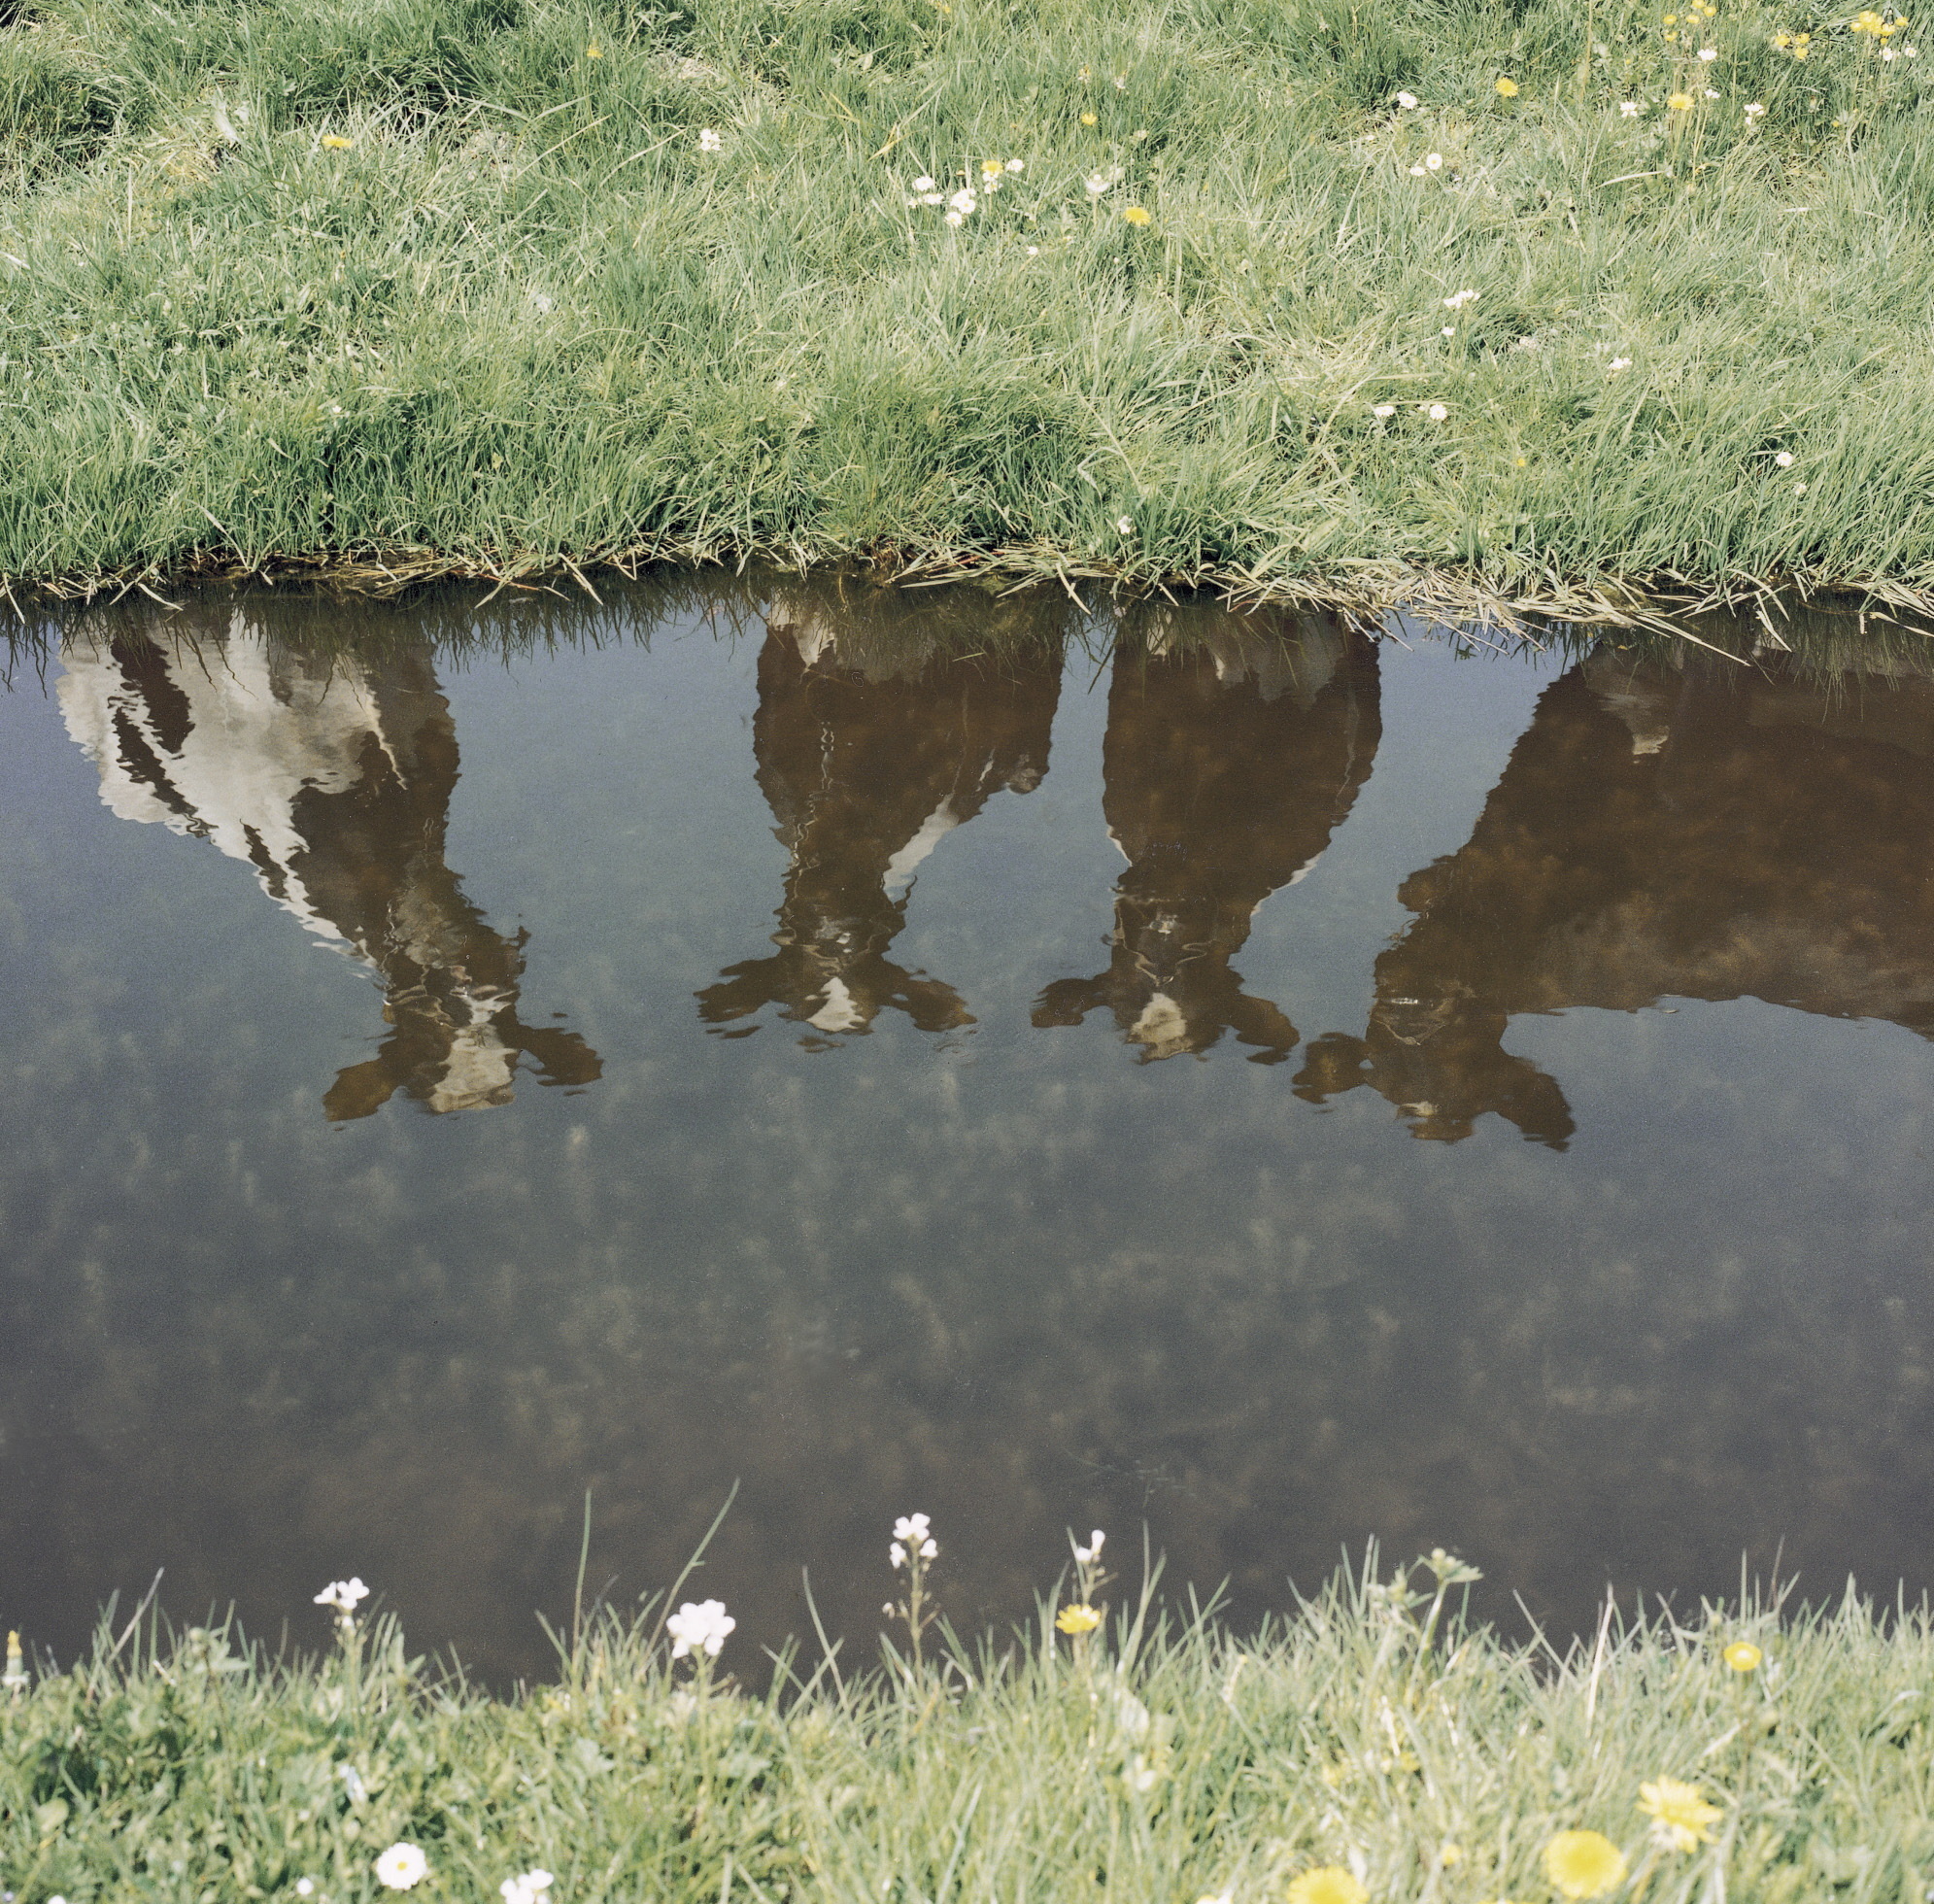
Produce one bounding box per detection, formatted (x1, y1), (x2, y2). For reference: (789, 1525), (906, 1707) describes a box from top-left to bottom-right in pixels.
(2, 0), (1932, 604)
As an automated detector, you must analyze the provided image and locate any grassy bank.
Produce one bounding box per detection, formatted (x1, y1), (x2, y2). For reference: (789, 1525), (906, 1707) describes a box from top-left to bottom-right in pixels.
(8, 1548), (1934, 1904)
(3, 0), (1934, 605)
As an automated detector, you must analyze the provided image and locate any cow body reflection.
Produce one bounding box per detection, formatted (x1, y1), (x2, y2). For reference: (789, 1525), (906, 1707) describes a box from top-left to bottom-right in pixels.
(697, 592), (1063, 1044)
(1034, 609), (1381, 1062)
(57, 618), (598, 1118)
(1297, 650), (1934, 1143)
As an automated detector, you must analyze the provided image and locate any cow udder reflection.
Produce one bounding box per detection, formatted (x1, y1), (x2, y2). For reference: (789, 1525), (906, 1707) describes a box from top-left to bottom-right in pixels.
(1296, 648), (1934, 1145)
(1032, 609), (1381, 1063)
(696, 596), (1063, 1045)
(57, 617), (599, 1119)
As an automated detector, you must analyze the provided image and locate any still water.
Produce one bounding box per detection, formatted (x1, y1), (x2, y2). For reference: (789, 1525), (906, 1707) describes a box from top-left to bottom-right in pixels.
(4, 573), (1933, 1682)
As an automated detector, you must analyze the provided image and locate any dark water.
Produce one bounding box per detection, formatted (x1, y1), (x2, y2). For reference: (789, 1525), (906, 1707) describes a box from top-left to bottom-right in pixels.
(5, 574), (1934, 1683)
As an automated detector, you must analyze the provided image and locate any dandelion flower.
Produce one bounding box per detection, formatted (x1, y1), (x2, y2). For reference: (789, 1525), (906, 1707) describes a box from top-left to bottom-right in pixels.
(1081, 111), (1099, 125)
(321, 134), (353, 150)
(1667, 90), (1694, 109)
(1543, 1831), (1627, 1900)
(912, 174), (935, 190)
(1396, 90), (1420, 107)
(1496, 76), (1520, 95)
(1426, 152), (1443, 168)
(1057, 1603), (1103, 1633)
(1620, 99), (1642, 116)
(698, 128), (723, 153)
(1774, 450), (1795, 467)
(1724, 1640), (1763, 1672)
(1640, 1778), (1722, 1853)
(982, 158), (1004, 178)
(1124, 205), (1152, 224)
(1428, 402), (1448, 420)
(375, 1845), (428, 1891)
(666, 1598), (735, 1659)
(1286, 1870), (1370, 1904)
(1372, 402), (1397, 418)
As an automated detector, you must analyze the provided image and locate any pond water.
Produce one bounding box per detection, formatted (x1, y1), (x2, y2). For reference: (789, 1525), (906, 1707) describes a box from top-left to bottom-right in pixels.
(4, 573), (1934, 1683)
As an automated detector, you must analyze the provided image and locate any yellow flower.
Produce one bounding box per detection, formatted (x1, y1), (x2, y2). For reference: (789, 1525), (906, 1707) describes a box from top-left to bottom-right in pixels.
(1055, 1604), (1102, 1634)
(1495, 76), (1519, 95)
(321, 134), (353, 149)
(1441, 1846), (1465, 1868)
(1081, 111), (1098, 125)
(586, 42), (601, 57)
(981, 158), (1004, 177)
(1666, 90), (1694, 108)
(1287, 1870), (1370, 1904)
(1543, 1831), (1627, 1900)
(1723, 1641), (1762, 1673)
(1639, 1779), (1721, 1853)
(1123, 205), (1152, 224)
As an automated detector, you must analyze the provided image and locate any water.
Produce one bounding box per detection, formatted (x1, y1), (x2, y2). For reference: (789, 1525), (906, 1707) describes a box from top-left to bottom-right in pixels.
(4, 574), (1934, 1683)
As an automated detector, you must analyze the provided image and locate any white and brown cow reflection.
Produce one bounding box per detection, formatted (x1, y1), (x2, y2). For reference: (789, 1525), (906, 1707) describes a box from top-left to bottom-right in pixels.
(58, 614), (599, 1118)
(1294, 645), (1934, 1145)
(1033, 606), (1381, 1063)
(696, 586), (1064, 1046)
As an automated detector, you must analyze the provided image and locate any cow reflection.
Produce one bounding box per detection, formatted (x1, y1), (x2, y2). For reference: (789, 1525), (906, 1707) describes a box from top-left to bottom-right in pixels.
(1033, 607), (1381, 1063)
(57, 616), (599, 1118)
(1296, 647), (1934, 1144)
(696, 591), (1063, 1045)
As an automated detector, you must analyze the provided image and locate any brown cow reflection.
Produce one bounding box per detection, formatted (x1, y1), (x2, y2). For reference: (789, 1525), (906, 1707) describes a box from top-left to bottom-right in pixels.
(696, 593), (1063, 1045)
(1296, 648), (1934, 1145)
(1033, 608), (1381, 1063)
(57, 616), (599, 1118)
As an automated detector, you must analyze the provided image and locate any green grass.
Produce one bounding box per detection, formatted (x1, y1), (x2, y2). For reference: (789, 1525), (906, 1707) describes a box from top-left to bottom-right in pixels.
(2, 0), (1934, 603)
(13, 1548), (1934, 1904)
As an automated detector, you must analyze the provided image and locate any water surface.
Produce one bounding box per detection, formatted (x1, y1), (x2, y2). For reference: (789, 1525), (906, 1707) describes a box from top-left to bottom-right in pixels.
(4, 576), (1933, 1680)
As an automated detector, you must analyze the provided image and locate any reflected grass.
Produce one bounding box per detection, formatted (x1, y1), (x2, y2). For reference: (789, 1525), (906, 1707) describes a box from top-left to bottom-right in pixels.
(12, 1546), (1934, 1904)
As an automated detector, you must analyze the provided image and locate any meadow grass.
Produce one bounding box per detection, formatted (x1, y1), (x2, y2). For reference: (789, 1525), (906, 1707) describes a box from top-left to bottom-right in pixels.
(2, 0), (1933, 605)
(9, 1547), (1934, 1904)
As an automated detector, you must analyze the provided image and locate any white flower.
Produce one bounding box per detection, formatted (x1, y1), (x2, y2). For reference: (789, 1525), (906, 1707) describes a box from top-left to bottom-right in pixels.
(1116, 516), (1135, 534)
(920, 192), (944, 205)
(314, 1578), (368, 1615)
(1793, 481), (1809, 493)
(1882, 43), (1897, 55)
(1395, 90), (1419, 108)
(894, 1514), (931, 1541)
(1744, 101), (1765, 118)
(944, 209), (964, 225)
(296, 1885), (315, 1898)
(1114, 73), (1128, 88)
(1698, 45), (1717, 58)
(948, 188), (977, 215)
(666, 1598), (735, 1658)
(1372, 402), (1397, 419)
(1620, 99), (1642, 117)
(1026, 244), (1040, 255)
(1774, 450), (1794, 467)
(919, 1538), (938, 1558)
(1609, 357), (1632, 370)
(1703, 85), (1719, 96)
(890, 1542), (907, 1567)
(501, 1871), (555, 1904)
(697, 128), (723, 153)
(375, 1845), (428, 1891)
(1428, 403), (1448, 421)
(1408, 163), (1428, 175)
(1443, 289), (1478, 309)
(1085, 172), (1114, 194)
(1005, 157), (1024, 171)
(1073, 1528), (1107, 1561)
(912, 174), (935, 190)
(1425, 152), (1442, 169)
(1441, 324), (1455, 336)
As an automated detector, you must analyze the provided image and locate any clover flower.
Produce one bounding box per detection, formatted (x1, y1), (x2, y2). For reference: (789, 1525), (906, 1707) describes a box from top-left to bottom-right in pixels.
(501, 1871), (555, 1904)
(698, 128), (723, 153)
(1640, 1777), (1722, 1853)
(1543, 1831), (1627, 1900)
(1286, 1871), (1369, 1904)
(375, 1845), (428, 1891)
(666, 1598), (735, 1658)
(314, 1578), (369, 1615)
(1724, 1640), (1763, 1671)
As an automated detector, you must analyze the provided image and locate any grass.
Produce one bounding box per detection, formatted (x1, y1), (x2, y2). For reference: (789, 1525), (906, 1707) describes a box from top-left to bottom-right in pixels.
(2, 0), (1934, 608)
(12, 1545), (1934, 1904)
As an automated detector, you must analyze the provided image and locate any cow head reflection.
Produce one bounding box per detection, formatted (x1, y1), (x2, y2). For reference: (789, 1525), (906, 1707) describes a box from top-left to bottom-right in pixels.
(1296, 645), (1934, 1144)
(1033, 606), (1381, 1063)
(696, 589), (1063, 1046)
(57, 615), (599, 1118)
